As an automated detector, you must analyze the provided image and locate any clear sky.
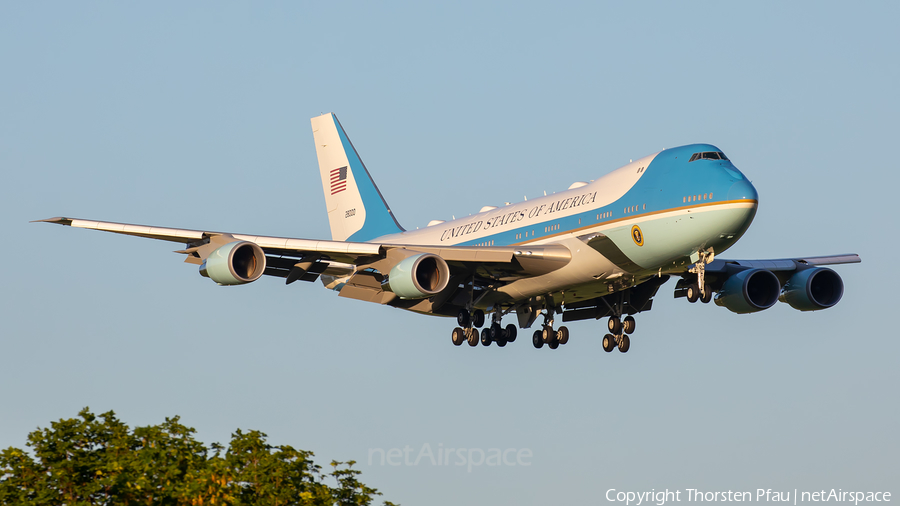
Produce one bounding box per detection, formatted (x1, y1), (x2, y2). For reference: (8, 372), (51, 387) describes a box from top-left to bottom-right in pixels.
(1, 2), (897, 505)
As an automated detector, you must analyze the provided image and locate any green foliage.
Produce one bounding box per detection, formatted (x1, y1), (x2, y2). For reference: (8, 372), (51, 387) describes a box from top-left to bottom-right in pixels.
(0, 408), (394, 506)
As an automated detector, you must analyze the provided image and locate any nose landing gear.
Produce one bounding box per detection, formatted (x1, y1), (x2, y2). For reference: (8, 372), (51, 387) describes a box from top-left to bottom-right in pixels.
(687, 248), (715, 304)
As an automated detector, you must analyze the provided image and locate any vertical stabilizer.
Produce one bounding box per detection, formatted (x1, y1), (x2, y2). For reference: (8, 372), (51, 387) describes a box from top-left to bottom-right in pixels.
(311, 113), (404, 242)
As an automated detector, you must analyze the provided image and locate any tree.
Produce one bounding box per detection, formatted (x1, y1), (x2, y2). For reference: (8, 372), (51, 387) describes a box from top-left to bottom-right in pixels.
(0, 408), (396, 506)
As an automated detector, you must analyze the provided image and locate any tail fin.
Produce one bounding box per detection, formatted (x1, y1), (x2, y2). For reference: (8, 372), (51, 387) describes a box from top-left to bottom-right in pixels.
(311, 113), (405, 242)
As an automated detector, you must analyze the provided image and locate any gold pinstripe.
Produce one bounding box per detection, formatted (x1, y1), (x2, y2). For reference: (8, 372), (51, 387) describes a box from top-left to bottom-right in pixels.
(508, 199), (759, 246)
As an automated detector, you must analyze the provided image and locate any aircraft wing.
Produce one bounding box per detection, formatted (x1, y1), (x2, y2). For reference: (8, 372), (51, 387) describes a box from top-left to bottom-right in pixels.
(36, 216), (383, 263)
(707, 254), (861, 271)
(36, 216), (571, 288)
(673, 253), (861, 299)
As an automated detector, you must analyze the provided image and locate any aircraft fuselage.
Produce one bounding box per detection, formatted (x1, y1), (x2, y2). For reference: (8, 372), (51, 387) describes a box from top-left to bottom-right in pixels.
(375, 144), (758, 307)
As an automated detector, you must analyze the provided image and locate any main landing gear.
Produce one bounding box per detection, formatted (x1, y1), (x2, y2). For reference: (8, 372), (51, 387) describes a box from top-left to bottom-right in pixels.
(600, 289), (638, 353)
(450, 301), (639, 353)
(531, 310), (569, 351)
(451, 308), (516, 348)
(602, 315), (634, 353)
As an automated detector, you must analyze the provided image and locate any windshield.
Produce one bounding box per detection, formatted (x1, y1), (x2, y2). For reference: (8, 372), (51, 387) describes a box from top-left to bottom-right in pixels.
(689, 151), (729, 162)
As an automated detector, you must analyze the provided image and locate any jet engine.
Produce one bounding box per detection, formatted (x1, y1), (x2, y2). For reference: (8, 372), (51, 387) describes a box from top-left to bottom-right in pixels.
(714, 268), (781, 314)
(199, 241), (266, 285)
(779, 267), (844, 311)
(387, 252), (450, 299)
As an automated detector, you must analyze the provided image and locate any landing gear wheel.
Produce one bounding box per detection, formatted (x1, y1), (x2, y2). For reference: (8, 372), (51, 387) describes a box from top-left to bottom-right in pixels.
(622, 316), (636, 334)
(532, 330), (544, 349)
(451, 327), (465, 346)
(490, 323), (502, 340)
(618, 334), (631, 353)
(700, 284), (713, 304)
(472, 309), (485, 328)
(457, 309), (471, 327)
(505, 324), (517, 343)
(480, 328), (492, 346)
(542, 328), (553, 343)
(687, 284), (700, 303)
(466, 328), (479, 347)
(548, 335), (560, 349)
(608, 316), (622, 335)
(557, 326), (569, 345)
(602, 334), (615, 352)
(496, 336), (507, 347)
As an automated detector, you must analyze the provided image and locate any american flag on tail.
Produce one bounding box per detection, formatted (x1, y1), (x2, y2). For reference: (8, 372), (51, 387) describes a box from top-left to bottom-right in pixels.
(330, 166), (348, 195)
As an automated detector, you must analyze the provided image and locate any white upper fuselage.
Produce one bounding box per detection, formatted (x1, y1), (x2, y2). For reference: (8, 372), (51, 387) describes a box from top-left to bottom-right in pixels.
(377, 153), (655, 248)
(372, 144), (759, 306)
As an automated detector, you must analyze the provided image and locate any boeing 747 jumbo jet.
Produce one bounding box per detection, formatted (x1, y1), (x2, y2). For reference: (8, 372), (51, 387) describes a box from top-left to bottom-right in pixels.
(39, 113), (860, 353)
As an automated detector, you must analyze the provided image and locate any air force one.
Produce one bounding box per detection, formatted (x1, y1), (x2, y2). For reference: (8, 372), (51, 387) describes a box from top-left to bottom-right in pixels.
(39, 113), (860, 353)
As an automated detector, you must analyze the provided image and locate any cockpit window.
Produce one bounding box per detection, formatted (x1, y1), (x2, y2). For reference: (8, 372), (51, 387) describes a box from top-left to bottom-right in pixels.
(689, 151), (729, 162)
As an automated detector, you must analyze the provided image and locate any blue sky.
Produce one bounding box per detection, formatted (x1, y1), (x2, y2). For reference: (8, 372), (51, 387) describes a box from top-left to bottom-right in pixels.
(1, 2), (897, 504)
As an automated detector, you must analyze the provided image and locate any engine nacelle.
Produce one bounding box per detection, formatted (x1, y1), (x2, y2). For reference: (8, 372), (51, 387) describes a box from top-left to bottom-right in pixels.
(199, 241), (266, 285)
(714, 268), (781, 314)
(779, 267), (843, 311)
(387, 253), (450, 299)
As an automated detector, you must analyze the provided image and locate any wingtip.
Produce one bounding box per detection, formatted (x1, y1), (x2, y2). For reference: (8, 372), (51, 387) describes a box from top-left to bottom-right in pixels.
(32, 217), (73, 225)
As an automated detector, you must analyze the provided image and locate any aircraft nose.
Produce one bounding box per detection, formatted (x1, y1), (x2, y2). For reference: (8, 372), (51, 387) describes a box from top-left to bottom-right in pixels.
(727, 177), (758, 202)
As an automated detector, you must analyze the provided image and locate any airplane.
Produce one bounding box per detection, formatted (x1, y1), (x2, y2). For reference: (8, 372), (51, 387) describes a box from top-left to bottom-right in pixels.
(38, 113), (860, 353)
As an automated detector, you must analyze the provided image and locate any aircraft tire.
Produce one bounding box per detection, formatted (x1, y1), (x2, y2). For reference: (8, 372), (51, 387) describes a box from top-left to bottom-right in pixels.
(557, 326), (569, 345)
(622, 316), (636, 334)
(548, 337), (559, 350)
(451, 327), (465, 346)
(608, 316), (622, 334)
(602, 334), (615, 352)
(505, 324), (517, 342)
(457, 309), (471, 328)
(542, 328), (556, 343)
(687, 284), (700, 303)
(466, 328), (479, 347)
(480, 328), (492, 346)
(532, 330), (544, 349)
(496, 337), (507, 347)
(700, 285), (713, 304)
(618, 334), (631, 353)
(472, 309), (485, 328)
(490, 323), (502, 340)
